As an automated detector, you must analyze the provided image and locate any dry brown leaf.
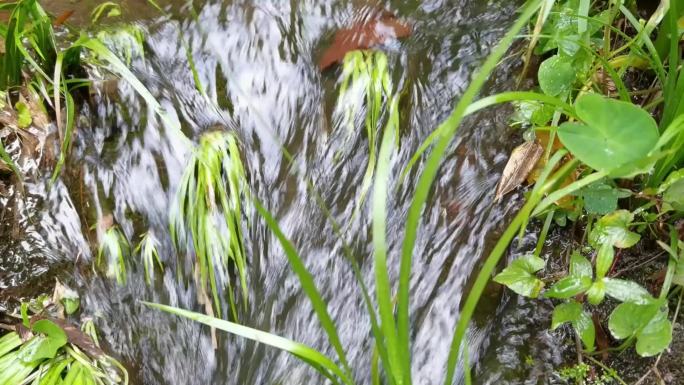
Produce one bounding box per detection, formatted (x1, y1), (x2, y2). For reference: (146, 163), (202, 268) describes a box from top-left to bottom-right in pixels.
(319, 12), (411, 70)
(495, 141), (543, 201)
(526, 131), (564, 185)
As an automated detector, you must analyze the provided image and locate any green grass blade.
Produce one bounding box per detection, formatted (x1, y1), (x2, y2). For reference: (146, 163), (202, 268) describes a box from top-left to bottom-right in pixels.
(371, 97), (404, 384)
(444, 150), (567, 384)
(50, 77), (75, 186)
(253, 199), (352, 379)
(143, 302), (353, 385)
(73, 37), (188, 143)
(386, 2), (543, 384)
(400, 91), (573, 182)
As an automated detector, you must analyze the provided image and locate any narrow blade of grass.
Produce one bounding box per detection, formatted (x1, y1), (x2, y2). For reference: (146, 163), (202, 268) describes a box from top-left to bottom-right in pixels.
(143, 302), (353, 385)
(253, 199), (353, 380)
(371, 95), (405, 384)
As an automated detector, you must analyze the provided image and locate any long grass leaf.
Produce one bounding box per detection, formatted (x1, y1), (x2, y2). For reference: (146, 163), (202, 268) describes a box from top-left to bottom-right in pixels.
(371, 97), (404, 384)
(253, 199), (352, 379)
(400, 91), (573, 182)
(143, 302), (353, 385)
(390, 3), (543, 385)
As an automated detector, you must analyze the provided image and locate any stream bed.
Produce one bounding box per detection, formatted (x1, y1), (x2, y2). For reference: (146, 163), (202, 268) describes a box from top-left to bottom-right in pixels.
(0, 0), (576, 384)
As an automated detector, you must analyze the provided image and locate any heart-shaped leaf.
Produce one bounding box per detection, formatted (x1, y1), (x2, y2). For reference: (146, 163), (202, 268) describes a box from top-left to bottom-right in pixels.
(608, 301), (660, 339)
(589, 210), (640, 249)
(538, 55), (575, 96)
(636, 311), (672, 356)
(558, 93), (659, 176)
(494, 255), (546, 298)
(18, 320), (67, 363)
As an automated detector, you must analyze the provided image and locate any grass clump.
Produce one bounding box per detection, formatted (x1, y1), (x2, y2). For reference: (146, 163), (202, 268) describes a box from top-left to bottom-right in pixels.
(135, 231), (164, 286)
(97, 226), (130, 286)
(170, 131), (249, 320)
(335, 50), (398, 218)
(0, 317), (127, 385)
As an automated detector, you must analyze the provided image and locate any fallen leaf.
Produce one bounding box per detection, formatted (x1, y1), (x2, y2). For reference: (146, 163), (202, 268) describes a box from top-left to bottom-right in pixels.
(319, 12), (411, 70)
(495, 141), (543, 201)
(53, 10), (75, 27)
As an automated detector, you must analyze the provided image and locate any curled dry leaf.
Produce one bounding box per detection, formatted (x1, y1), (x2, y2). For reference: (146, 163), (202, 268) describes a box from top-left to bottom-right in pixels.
(319, 11), (411, 70)
(495, 140), (543, 201)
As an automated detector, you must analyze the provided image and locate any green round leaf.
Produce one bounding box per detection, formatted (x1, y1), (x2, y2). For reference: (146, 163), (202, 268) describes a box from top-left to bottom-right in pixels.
(636, 312), (672, 357)
(608, 302), (660, 340)
(558, 94), (659, 176)
(538, 55), (575, 96)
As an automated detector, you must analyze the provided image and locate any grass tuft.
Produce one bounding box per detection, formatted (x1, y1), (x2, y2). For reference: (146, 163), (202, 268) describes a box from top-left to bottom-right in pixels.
(170, 131), (249, 319)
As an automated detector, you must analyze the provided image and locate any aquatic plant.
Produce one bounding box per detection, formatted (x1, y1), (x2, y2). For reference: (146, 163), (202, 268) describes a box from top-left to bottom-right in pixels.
(170, 131), (249, 319)
(135, 232), (164, 285)
(0, 318), (127, 385)
(97, 227), (130, 286)
(335, 50), (398, 220)
(0, 0), (186, 185)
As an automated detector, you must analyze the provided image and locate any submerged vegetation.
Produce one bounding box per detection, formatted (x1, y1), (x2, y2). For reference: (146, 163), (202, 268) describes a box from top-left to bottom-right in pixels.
(1, 0), (684, 384)
(170, 131), (249, 319)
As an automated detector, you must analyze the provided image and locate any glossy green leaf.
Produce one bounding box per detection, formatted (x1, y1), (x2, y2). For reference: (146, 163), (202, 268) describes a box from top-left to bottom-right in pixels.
(595, 243), (614, 279)
(636, 311), (672, 356)
(558, 94), (659, 176)
(608, 302), (660, 339)
(551, 301), (595, 351)
(551, 301), (582, 329)
(580, 181), (630, 215)
(538, 55), (575, 96)
(545, 275), (592, 299)
(494, 255), (546, 298)
(589, 210), (640, 249)
(603, 278), (653, 304)
(574, 310), (596, 352)
(18, 320), (68, 363)
(586, 280), (606, 305)
(569, 252), (592, 279)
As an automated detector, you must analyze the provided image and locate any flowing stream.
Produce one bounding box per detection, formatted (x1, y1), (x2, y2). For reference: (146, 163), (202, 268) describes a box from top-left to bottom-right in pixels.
(1, 0), (569, 383)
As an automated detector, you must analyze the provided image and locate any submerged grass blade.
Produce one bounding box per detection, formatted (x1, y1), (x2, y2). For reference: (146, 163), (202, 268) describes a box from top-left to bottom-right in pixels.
(143, 302), (354, 385)
(253, 199), (352, 379)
